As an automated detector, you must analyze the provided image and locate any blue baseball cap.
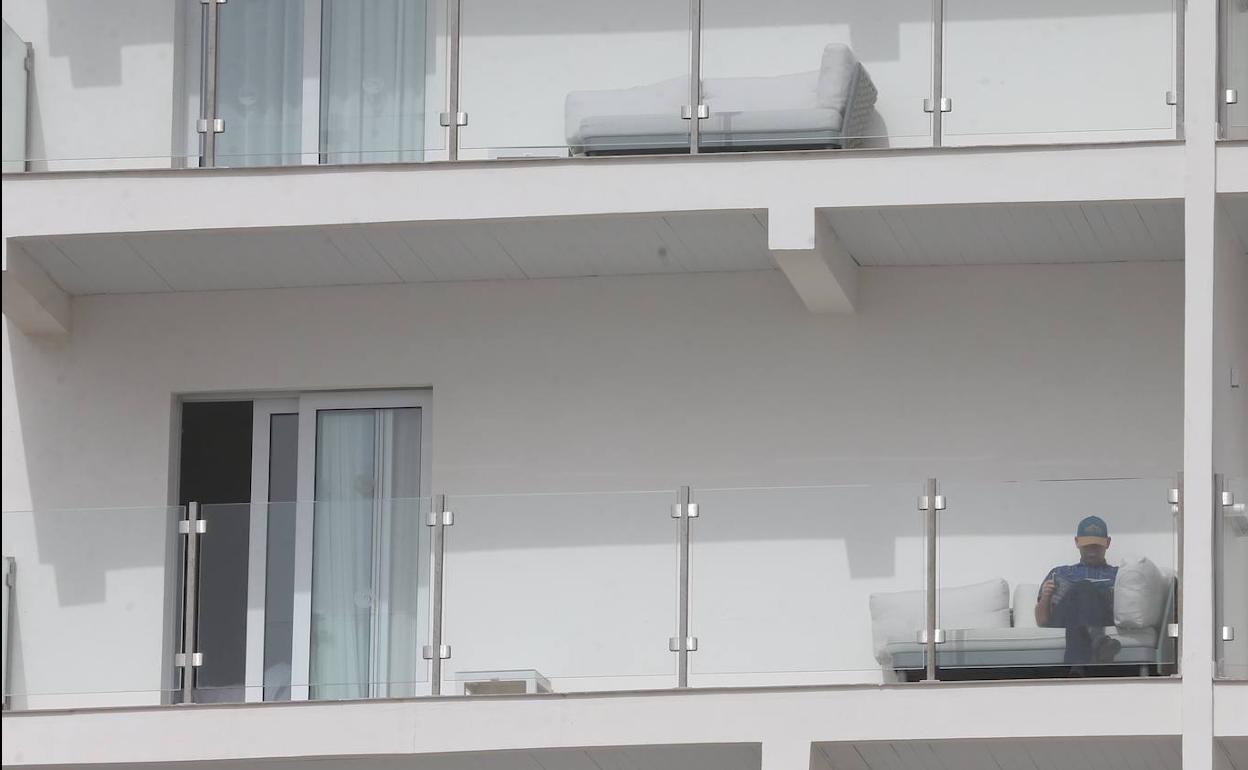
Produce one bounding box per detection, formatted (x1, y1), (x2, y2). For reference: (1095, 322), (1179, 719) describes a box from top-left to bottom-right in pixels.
(1075, 515), (1110, 547)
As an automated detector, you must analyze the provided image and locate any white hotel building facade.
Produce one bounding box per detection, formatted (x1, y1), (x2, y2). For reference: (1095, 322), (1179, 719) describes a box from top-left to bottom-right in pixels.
(1, 0), (1247, 768)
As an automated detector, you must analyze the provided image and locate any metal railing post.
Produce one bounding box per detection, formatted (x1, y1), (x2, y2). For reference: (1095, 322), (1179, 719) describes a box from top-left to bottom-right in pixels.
(441, 0), (464, 161)
(918, 478), (944, 682)
(178, 502), (205, 703)
(688, 0), (704, 154)
(2, 557), (14, 711)
(928, 0), (946, 147)
(670, 485), (699, 687)
(198, 0), (224, 167)
(423, 494), (452, 695)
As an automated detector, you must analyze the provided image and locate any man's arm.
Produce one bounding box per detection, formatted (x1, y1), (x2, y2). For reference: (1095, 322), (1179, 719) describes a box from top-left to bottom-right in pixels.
(1035, 571), (1056, 626)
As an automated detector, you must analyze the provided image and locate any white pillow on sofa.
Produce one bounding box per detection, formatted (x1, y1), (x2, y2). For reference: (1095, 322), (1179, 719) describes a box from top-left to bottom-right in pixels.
(1013, 583), (1041, 628)
(868, 578), (1011, 661)
(1114, 556), (1167, 628)
(815, 43), (859, 113)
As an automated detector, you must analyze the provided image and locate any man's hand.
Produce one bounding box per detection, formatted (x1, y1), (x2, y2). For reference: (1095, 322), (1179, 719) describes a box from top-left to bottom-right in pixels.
(1039, 579), (1055, 603)
(1035, 579), (1056, 626)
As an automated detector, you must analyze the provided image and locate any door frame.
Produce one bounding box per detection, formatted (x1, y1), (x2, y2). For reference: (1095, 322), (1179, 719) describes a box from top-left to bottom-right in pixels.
(244, 398), (298, 703)
(289, 389), (433, 700)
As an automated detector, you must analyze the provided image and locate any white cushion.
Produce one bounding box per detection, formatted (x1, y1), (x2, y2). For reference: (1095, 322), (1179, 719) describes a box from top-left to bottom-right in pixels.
(1013, 583), (1040, 628)
(565, 76), (688, 145)
(815, 43), (859, 113)
(1114, 556), (1167, 628)
(702, 71), (820, 113)
(883, 625), (1158, 655)
(869, 579), (1010, 663)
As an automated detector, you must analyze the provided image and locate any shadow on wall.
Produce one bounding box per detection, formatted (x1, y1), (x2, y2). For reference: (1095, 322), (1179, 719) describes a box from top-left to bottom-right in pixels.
(43, 0), (177, 87)
(463, 0), (1169, 58)
(5, 318), (175, 608)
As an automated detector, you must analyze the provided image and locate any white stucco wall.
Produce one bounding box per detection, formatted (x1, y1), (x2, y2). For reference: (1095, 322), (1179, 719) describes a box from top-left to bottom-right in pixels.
(0, 0), (183, 171)
(1, 261), (1184, 707)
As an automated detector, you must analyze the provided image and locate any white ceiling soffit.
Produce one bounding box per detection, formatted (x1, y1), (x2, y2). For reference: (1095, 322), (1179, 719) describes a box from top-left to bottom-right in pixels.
(814, 735), (1183, 770)
(28, 743), (763, 770)
(825, 200), (1185, 266)
(17, 211), (772, 296)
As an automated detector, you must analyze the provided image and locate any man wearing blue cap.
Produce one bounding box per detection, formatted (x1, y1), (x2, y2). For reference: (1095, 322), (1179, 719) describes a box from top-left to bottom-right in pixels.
(1035, 515), (1119, 669)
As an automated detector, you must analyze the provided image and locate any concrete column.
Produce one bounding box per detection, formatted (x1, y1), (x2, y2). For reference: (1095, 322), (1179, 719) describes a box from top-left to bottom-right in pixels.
(1181, 0), (1219, 762)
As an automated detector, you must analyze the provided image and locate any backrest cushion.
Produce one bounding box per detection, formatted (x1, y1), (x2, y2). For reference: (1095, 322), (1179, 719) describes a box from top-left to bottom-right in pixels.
(702, 71), (820, 113)
(868, 578), (1011, 661)
(1114, 556), (1167, 628)
(1013, 583), (1040, 628)
(815, 43), (859, 112)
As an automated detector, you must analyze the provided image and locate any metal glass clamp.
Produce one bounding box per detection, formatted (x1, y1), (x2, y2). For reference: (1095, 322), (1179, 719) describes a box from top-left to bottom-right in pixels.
(174, 652), (204, 668)
(195, 118), (225, 134)
(178, 519), (208, 535)
(426, 510), (454, 527)
(1228, 89), (1240, 105)
(1165, 91), (1178, 106)
(668, 636), (698, 652)
(1222, 626), (1236, 642)
(923, 98), (953, 113)
(439, 112), (468, 127)
(916, 628), (946, 644)
(422, 645), (452, 660)
(671, 502), (699, 519)
(1166, 623), (1180, 639)
(917, 495), (946, 511)
(681, 105), (710, 120)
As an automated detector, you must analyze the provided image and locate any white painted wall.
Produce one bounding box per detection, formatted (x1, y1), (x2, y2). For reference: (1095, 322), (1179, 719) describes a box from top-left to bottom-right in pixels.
(2, 262), (1183, 705)
(1, 0), (184, 171)
(1215, 208), (1248, 679)
(942, 0), (1176, 144)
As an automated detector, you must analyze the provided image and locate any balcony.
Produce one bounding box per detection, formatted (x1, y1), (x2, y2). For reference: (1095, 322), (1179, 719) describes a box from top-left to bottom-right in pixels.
(0, 0), (1185, 173)
(1, 475), (1185, 713)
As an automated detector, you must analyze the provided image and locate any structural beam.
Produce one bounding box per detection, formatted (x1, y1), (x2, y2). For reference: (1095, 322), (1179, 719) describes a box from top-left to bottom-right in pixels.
(769, 208), (859, 314)
(1, 241), (70, 337)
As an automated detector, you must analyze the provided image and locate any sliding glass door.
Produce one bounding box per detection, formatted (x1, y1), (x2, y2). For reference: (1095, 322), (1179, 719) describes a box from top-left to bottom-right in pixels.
(235, 391), (430, 703)
(212, 0), (439, 167)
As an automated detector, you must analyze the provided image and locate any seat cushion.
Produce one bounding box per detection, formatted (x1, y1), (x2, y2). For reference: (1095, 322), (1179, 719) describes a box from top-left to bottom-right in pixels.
(869, 579), (1010, 663)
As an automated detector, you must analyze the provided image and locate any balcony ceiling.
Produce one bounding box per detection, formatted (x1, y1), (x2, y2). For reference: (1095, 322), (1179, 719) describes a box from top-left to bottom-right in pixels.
(11, 200), (1184, 298)
(815, 736), (1186, 770)
(12, 211), (772, 296)
(826, 200), (1184, 266)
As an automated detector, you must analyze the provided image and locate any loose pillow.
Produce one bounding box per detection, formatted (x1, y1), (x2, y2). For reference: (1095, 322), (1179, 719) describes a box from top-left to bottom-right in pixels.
(1013, 583), (1040, 628)
(815, 43), (858, 113)
(1114, 556), (1167, 628)
(868, 578), (1010, 661)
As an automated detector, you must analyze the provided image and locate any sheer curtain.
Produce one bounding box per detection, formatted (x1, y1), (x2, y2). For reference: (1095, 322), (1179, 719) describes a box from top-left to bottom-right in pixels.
(311, 410), (375, 700)
(321, 0), (428, 164)
(311, 408), (423, 700)
(215, 0), (305, 167)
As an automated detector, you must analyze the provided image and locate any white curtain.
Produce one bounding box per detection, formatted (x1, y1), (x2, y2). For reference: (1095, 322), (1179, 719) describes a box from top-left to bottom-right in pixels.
(382, 409), (423, 696)
(215, 0), (305, 167)
(311, 407), (422, 700)
(321, 0), (428, 164)
(311, 410), (375, 700)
